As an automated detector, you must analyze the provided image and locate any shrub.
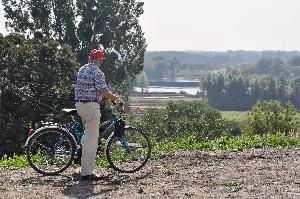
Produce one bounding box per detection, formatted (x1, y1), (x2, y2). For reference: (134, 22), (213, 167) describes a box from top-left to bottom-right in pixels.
(242, 100), (297, 135)
(223, 120), (242, 136)
(134, 101), (230, 141)
(166, 101), (227, 140)
(131, 108), (168, 142)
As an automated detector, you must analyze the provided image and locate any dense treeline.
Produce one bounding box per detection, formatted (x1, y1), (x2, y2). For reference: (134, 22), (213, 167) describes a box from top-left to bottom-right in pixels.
(145, 51), (300, 67)
(143, 51), (300, 82)
(201, 70), (300, 110)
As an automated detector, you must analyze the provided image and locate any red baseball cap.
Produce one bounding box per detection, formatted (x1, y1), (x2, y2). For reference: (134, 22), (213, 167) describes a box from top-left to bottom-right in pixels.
(89, 49), (105, 59)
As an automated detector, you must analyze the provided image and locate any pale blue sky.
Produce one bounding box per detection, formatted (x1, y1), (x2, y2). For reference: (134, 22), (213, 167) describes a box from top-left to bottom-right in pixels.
(1, 0), (300, 51)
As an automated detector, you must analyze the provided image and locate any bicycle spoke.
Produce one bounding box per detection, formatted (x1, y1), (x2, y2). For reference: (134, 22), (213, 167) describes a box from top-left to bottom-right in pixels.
(106, 127), (151, 173)
(27, 128), (76, 175)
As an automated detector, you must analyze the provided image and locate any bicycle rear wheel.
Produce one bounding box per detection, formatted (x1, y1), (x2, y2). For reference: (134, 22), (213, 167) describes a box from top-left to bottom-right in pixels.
(26, 127), (76, 175)
(105, 127), (151, 173)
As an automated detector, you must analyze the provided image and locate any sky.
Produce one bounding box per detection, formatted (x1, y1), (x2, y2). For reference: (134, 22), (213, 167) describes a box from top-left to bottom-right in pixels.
(1, 0), (300, 51)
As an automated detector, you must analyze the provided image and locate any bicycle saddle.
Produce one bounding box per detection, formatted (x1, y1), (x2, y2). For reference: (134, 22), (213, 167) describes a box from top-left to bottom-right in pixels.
(62, 109), (77, 115)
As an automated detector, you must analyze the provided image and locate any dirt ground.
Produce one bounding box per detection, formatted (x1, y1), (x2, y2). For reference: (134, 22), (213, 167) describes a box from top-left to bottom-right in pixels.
(1, 147), (300, 199)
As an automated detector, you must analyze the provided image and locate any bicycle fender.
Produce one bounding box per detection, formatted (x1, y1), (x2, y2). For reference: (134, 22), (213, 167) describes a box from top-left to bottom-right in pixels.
(23, 125), (69, 147)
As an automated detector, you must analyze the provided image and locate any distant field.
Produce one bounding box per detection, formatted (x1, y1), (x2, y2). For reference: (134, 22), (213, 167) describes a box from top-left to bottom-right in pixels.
(221, 111), (300, 127)
(220, 111), (248, 122)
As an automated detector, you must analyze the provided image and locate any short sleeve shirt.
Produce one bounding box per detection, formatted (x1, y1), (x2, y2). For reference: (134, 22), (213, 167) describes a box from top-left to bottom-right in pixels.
(75, 63), (108, 101)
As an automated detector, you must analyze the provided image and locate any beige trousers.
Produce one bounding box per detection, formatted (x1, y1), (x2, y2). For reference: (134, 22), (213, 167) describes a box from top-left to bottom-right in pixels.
(75, 102), (100, 176)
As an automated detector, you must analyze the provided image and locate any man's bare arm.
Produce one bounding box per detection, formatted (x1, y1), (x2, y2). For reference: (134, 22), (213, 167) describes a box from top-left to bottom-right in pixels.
(100, 90), (123, 104)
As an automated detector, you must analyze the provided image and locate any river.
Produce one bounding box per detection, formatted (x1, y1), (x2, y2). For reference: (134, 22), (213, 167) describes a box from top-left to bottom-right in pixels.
(133, 86), (200, 95)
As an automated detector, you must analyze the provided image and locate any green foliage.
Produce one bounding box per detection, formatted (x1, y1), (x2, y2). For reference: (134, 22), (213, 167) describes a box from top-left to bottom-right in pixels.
(2, 0), (147, 93)
(288, 56), (300, 67)
(136, 71), (149, 92)
(0, 33), (79, 156)
(0, 154), (29, 168)
(243, 100), (297, 136)
(143, 56), (178, 81)
(1, 0), (147, 156)
(295, 112), (300, 128)
(132, 108), (168, 142)
(290, 77), (300, 108)
(223, 120), (242, 136)
(201, 71), (252, 110)
(246, 57), (290, 77)
(200, 70), (300, 110)
(166, 101), (226, 140)
(133, 101), (232, 142)
(221, 111), (247, 122)
(99, 100), (114, 123)
(153, 134), (300, 153)
(3, 134), (300, 168)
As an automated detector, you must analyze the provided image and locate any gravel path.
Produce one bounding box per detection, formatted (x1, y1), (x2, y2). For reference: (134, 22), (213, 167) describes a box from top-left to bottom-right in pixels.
(1, 147), (300, 198)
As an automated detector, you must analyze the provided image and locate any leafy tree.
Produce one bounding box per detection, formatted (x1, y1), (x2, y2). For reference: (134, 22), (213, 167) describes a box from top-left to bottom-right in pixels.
(134, 101), (230, 141)
(165, 101), (227, 140)
(251, 79), (261, 103)
(0, 33), (79, 157)
(277, 75), (288, 103)
(136, 70), (149, 92)
(144, 56), (178, 81)
(2, 0), (147, 93)
(201, 71), (298, 110)
(266, 75), (277, 100)
(290, 77), (300, 109)
(247, 57), (289, 77)
(243, 100), (297, 136)
(288, 56), (300, 66)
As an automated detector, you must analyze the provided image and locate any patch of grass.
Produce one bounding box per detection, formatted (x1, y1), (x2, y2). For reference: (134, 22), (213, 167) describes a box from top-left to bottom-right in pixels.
(220, 111), (248, 122)
(295, 112), (300, 128)
(2, 134), (300, 168)
(221, 111), (300, 128)
(153, 134), (300, 153)
(0, 155), (29, 168)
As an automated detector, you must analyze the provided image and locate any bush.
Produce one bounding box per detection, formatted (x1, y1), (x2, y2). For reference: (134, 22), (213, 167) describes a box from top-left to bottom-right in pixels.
(166, 101), (227, 140)
(223, 120), (242, 136)
(131, 108), (168, 142)
(242, 100), (297, 135)
(134, 101), (230, 141)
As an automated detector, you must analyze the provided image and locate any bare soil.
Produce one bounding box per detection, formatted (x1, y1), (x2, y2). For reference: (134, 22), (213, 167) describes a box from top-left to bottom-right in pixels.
(1, 147), (300, 199)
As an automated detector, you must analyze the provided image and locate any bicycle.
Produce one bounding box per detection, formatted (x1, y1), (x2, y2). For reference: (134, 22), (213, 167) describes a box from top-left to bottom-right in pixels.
(25, 102), (151, 176)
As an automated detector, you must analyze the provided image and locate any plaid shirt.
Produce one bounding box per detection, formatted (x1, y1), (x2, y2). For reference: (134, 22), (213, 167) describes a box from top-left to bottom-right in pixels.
(75, 63), (108, 101)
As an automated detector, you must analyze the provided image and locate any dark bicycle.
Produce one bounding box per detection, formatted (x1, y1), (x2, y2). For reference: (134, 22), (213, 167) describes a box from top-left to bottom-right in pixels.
(25, 103), (151, 175)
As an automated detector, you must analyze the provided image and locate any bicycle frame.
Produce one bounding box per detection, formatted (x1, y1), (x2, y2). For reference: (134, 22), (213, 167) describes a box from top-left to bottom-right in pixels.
(24, 107), (130, 153)
(25, 105), (151, 175)
(68, 113), (130, 150)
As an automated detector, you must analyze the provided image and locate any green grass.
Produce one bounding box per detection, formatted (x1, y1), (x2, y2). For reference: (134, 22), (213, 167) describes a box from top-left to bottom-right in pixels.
(0, 155), (29, 168)
(220, 111), (248, 122)
(151, 134), (300, 159)
(2, 134), (300, 168)
(221, 111), (300, 128)
(295, 112), (300, 128)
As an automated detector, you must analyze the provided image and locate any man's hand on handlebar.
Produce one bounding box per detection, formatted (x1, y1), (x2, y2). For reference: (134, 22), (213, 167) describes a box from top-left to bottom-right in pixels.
(101, 90), (124, 106)
(115, 97), (124, 106)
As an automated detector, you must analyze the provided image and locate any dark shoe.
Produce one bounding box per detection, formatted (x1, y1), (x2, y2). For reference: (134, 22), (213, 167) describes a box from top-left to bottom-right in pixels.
(81, 174), (102, 181)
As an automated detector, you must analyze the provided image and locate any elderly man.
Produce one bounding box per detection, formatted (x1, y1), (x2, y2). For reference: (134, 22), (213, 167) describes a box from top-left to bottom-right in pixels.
(75, 49), (123, 180)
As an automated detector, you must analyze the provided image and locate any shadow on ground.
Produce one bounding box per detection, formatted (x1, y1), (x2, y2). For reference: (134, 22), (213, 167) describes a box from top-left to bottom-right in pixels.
(62, 172), (151, 198)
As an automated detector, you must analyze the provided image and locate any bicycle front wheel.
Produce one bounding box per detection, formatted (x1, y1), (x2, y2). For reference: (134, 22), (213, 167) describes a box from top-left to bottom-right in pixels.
(26, 127), (76, 175)
(105, 127), (151, 173)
